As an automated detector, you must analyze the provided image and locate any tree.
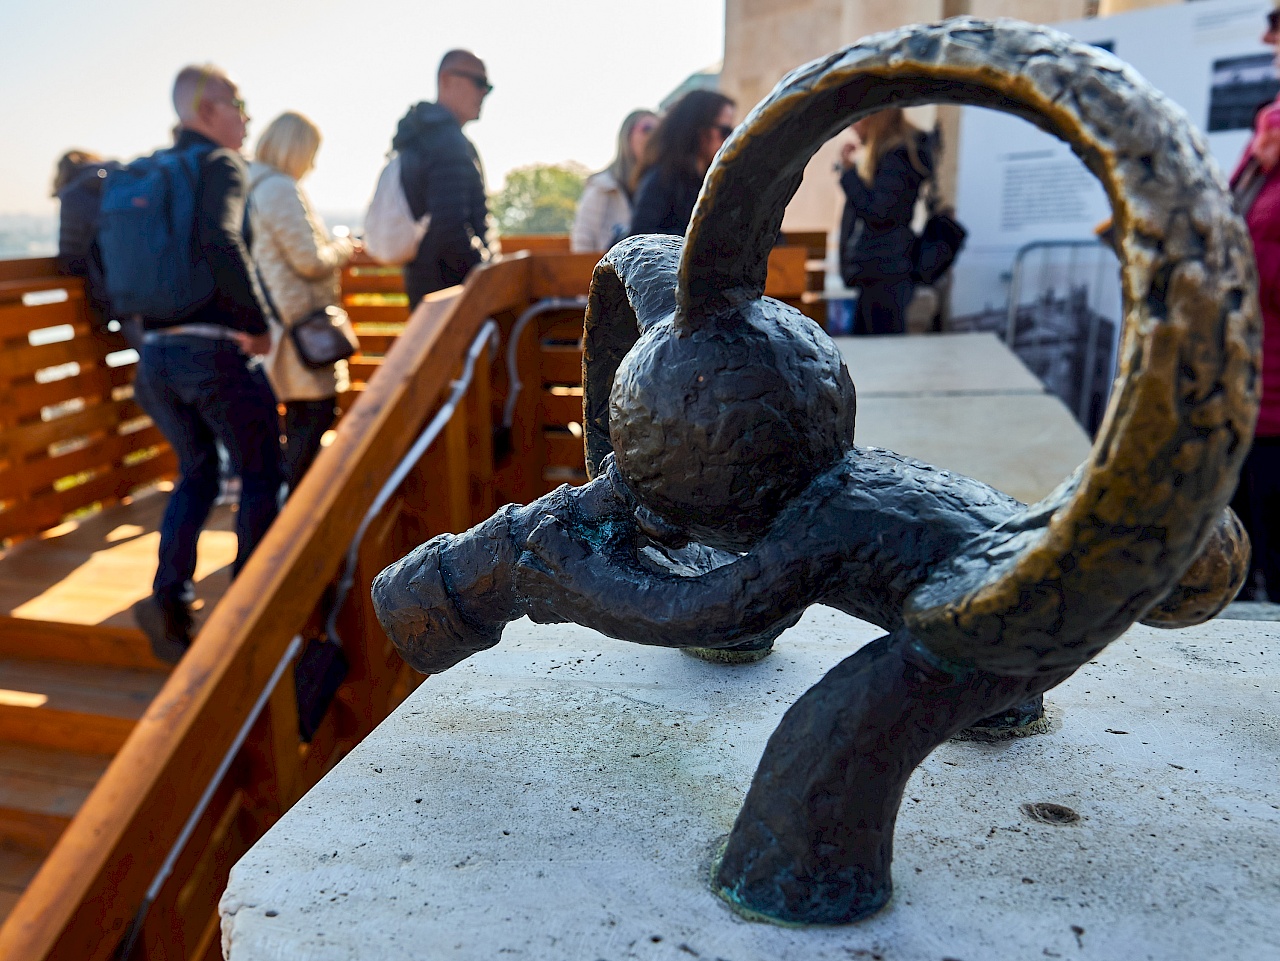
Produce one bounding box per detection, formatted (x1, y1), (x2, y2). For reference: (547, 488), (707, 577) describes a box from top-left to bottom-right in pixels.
(490, 162), (589, 236)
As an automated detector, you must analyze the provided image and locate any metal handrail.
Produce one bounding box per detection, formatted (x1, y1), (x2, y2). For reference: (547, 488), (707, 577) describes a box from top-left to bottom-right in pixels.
(325, 319), (499, 647)
(502, 297), (588, 429)
(1003, 239), (1112, 346)
(121, 319), (500, 959)
(119, 633), (303, 959)
(1002, 238), (1120, 429)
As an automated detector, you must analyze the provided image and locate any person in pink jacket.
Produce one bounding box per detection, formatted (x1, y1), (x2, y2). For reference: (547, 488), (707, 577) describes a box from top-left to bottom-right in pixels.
(1229, 3), (1280, 599)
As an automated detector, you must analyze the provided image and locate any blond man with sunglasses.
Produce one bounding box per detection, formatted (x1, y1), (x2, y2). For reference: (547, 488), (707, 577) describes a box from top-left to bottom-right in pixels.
(129, 64), (281, 662)
(390, 49), (492, 306)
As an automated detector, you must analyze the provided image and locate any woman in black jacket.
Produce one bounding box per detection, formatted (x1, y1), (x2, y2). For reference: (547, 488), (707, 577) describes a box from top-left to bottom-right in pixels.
(629, 89), (736, 238)
(838, 108), (933, 335)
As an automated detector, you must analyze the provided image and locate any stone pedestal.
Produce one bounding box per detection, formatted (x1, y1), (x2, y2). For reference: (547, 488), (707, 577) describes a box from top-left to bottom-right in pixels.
(221, 610), (1279, 961)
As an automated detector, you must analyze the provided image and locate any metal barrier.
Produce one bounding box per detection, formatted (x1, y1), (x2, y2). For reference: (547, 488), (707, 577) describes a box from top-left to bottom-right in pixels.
(1003, 239), (1121, 435)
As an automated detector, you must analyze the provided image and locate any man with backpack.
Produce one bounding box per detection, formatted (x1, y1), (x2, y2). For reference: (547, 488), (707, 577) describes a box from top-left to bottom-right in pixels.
(390, 49), (492, 305)
(101, 64), (281, 662)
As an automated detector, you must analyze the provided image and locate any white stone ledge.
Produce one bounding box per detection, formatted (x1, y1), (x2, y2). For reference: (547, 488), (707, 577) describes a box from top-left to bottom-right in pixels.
(221, 608), (1279, 961)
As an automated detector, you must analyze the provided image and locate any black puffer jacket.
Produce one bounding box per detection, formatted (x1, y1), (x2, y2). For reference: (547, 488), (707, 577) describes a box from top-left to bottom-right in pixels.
(393, 102), (489, 302)
(628, 166), (702, 238)
(838, 133), (933, 286)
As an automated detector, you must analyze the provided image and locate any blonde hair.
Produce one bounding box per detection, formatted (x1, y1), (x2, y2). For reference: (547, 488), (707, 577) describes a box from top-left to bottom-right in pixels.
(856, 108), (928, 182)
(255, 112), (321, 180)
(173, 64), (233, 123)
(51, 149), (103, 195)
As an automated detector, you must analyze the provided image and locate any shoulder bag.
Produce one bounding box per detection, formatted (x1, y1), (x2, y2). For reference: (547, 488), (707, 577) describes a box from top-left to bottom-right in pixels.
(290, 303), (360, 369)
(910, 175), (967, 286)
(248, 170), (362, 368)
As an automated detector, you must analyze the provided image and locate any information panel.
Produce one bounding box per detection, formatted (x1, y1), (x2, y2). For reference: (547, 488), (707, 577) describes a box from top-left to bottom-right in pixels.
(952, 0), (1274, 319)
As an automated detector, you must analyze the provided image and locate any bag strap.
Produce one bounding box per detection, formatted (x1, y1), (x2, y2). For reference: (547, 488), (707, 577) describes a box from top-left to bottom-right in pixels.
(920, 126), (945, 217)
(246, 169), (328, 322)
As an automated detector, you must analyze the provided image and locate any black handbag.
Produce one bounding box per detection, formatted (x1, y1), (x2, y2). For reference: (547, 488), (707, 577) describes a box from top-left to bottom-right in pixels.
(290, 304), (360, 368)
(910, 176), (967, 286)
(294, 635), (348, 742)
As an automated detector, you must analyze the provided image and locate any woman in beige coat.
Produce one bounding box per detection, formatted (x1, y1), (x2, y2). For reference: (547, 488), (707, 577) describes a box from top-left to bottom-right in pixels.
(569, 109), (656, 252)
(248, 112), (355, 490)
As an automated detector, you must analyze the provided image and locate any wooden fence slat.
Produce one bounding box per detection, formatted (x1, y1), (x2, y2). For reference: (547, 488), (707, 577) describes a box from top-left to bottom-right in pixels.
(0, 334), (109, 383)
(0, 366), (117, 430)
(346, 305), (408, 328)
(763, 246), (809, 299)
(540, 315), (584, 344)
(543, 429), (587, 471)
(0, 396), (147, 465)
(0, 261), (64, 286)
(340, 271), (408, 295)
(0, 705), (135, 756)
(0, 425), (165, 503)
(0, 617), (167, 672)
(0, 297), (88, 345)
(464, 351), (495, 521)
(0, 449), (176, 543)
(346, 359), (383, 384)
(348, 333), (398, 356)
(444, 388), (471, 533)
(140, 782), (247, 960)
(499, 235), (572, 255)
(539, 346), (584, 385)
(528, 253), (598, 299)
(540, 390), (583, 428)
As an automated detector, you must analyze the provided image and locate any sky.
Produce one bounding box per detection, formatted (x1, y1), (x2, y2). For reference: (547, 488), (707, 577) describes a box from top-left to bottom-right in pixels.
(0, 0), (726, 220)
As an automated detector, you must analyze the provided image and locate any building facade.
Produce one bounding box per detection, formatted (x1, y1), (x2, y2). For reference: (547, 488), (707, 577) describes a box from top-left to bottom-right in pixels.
(719, 0), (1181, 233)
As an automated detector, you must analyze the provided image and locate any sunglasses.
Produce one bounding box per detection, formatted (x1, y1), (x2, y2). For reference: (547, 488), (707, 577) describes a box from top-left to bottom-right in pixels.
(217, 97), (247, 115)
(450, 70), (494, 95)
(1269, 9), (1279, 31)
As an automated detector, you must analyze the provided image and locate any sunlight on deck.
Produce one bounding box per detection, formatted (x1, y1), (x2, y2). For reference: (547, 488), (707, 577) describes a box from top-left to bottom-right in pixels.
(10, 530), (236, 625)
(0, 690), (48, 709)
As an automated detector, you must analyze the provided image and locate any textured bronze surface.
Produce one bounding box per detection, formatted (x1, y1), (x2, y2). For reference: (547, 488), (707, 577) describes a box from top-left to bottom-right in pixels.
(374, 16), (1259, 928)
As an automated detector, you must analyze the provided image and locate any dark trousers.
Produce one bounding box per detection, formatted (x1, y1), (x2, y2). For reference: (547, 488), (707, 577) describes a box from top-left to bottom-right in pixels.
(282, 398), (338, 492)
(133, 337), (282, 602)
(854, 279), (915, 336)
(1230, 435), (1280, 600)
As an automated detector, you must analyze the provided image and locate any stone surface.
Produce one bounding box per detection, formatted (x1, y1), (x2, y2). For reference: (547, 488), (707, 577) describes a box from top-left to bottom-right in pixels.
(834, 332), (1090, 504)
(221, 610), (1279, 961)
(835, 331), (1044, 397)
(856, 393), (1090, 504)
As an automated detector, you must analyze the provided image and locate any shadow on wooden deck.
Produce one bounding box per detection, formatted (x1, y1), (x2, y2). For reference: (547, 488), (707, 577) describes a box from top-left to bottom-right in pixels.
(0, 485), (236, 629)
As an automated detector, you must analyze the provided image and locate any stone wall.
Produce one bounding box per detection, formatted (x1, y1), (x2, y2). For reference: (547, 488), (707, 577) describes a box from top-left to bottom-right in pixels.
(720, 0), (1108, 236)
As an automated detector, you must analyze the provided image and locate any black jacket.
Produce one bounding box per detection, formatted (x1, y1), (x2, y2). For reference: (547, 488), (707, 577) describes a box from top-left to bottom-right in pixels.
(393, 102), (489, 302)
(628, 166), (702, 238)
(839, 133), (933, 286)
(56, 161), (119, 319)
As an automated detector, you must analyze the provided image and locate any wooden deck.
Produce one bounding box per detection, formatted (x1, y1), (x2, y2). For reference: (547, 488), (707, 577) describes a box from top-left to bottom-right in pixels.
(0, 486), (237, 629)
(0, 487), (237, 924)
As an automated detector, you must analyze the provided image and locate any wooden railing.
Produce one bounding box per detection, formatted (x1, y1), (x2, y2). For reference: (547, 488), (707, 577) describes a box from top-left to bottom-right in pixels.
(499, 231), (824, 325)
(0, 255), (410, 546)
(0, 234), (821, 959)
(0, 253), (555, 960)
(0, 260), (169, 543)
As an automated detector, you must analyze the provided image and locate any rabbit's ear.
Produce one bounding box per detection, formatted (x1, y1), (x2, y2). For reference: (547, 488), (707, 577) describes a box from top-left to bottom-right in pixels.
(581, 235), (682, 479)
